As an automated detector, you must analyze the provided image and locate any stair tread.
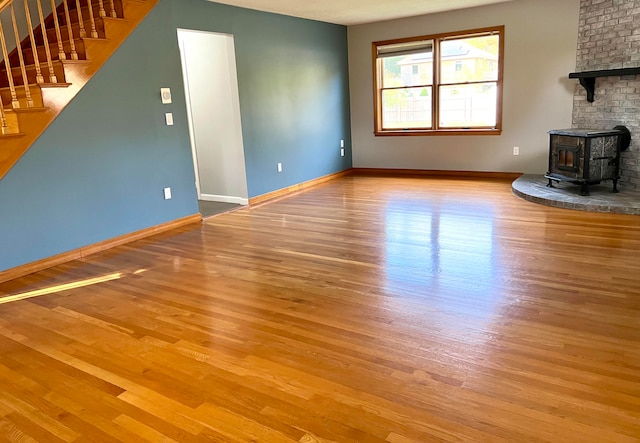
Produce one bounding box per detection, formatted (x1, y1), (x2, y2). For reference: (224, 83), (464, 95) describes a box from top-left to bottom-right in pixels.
(58, 5), (121, 22)
(7, 107), (50, 113)
(55, 59), (92, 65)
(7, 60), (90, 70)
(0, 83), (72, 92)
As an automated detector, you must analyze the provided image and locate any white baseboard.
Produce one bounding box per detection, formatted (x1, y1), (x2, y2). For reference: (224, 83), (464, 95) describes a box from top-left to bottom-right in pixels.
(200, 194), (249, 205)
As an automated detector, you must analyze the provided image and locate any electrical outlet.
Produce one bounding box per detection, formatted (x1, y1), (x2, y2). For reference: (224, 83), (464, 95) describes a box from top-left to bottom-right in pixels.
(341, 148), (345, 157)
(513, 146), (520, 156)
(163, 187), (172, 200)
(277, 162), (282, 173)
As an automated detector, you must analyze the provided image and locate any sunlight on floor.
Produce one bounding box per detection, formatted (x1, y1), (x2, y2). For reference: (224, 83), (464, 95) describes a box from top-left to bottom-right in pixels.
(0, 269), (146, 305)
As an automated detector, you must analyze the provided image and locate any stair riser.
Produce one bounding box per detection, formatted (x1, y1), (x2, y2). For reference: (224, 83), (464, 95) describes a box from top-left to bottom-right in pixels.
(1, 64), (67, 88)
(11, 40), (88, 66)
(33, 18), (107, 46)
(57, 4), (119, 27)
(1, 112), (20, 135)
(63, 0), (124, 20)
(0, 87), (45, 109)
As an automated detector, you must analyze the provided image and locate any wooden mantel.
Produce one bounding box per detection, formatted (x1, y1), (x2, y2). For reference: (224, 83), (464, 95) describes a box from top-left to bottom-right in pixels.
(569, 67), (640, 102)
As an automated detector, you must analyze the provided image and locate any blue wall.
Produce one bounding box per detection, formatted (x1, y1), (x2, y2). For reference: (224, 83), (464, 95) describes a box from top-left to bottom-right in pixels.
(0, 0), (352, 272)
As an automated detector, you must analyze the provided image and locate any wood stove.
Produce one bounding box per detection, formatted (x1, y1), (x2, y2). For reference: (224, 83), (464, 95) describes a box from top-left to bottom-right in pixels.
(545, 126), (630, 196)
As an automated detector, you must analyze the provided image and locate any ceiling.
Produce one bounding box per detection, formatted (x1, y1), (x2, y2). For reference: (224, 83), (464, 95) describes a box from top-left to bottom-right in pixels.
(208, 0), (516, 26)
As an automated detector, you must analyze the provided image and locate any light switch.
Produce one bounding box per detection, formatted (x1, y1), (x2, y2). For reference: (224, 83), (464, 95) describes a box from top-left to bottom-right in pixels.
(164, 187), (172, 200)
(161, 88), (172, 104)
(165, 113), (174, 126)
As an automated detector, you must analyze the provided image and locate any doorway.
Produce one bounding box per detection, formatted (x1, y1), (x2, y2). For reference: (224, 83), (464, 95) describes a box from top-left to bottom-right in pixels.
(177, 29), (249, 216)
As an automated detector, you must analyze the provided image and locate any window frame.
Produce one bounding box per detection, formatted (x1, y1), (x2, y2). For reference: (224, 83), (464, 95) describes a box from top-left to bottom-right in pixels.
(372, 25), (505, 137)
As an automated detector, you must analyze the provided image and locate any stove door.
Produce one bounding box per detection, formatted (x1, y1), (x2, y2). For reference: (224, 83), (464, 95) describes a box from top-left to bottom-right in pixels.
(549, 135), (584, 179)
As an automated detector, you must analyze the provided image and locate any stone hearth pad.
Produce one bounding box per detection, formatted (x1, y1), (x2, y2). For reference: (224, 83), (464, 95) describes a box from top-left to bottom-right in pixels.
(512, 174), (640, 215)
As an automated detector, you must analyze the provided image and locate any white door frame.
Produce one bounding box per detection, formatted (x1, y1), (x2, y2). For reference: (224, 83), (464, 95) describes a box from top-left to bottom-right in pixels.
(177, 29), (249, 206)
(177, 37), (203, 199)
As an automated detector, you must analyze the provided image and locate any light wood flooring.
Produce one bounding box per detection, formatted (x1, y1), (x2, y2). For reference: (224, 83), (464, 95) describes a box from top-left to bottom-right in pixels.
(0, 175), (639, 442)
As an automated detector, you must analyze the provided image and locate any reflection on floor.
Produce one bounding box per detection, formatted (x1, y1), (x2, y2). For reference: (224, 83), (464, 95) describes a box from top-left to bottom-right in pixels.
(1, 176), (639, 441)
(197, 200), (242, 218)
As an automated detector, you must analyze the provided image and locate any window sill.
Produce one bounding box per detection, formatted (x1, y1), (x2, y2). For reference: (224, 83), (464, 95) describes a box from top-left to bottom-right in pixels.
(374, 128), (502, 137)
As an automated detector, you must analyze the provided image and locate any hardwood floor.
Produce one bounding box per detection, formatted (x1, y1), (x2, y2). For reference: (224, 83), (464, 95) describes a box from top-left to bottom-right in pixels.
(0, 175), (639, 442)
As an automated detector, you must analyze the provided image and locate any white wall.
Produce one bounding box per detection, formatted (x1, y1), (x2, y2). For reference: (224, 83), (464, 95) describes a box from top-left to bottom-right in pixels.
(178, 29), (249, 204)
(348, 0), (580, 173)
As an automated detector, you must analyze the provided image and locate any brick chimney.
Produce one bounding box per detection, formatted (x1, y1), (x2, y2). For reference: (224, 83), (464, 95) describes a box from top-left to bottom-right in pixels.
(572, 0), (640, 189)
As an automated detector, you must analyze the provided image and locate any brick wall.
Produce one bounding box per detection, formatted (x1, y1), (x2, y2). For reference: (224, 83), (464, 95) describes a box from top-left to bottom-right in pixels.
(572, 0), (640, 188)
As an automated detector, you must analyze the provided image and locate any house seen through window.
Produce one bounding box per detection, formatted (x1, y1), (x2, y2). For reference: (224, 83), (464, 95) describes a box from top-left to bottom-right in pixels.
(373, 26), (504, 135)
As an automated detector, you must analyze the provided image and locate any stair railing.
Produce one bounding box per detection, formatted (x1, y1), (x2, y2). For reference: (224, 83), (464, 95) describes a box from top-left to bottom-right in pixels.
(0, 0), (120, 133)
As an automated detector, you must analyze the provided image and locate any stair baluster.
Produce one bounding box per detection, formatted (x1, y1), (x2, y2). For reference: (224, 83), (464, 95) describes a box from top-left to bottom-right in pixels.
(49, 0), (66, 60)
(61, 0), (78, 60)
(97, 0), (105, 17)
(0, 9), (20, 108)
(74, 0), (86, 38)
(23, 0), (44, 83)
(10, 2), (34, 107)
(0, 103), (6, 134)
(36, 0), (57, 83)
(108, 0), (116, 18)
(86, 0), (98, 38)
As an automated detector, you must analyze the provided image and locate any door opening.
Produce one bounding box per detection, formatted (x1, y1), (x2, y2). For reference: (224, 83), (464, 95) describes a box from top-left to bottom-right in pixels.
(177, 29), (249, 215)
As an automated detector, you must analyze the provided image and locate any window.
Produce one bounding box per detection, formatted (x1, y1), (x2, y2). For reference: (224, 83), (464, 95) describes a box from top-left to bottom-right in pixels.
(373, 26), (504, 136)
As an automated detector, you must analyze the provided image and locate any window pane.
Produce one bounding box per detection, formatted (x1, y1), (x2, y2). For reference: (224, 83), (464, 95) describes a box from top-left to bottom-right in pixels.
(439, 83), (497, 128)
(374, 27), (502, 134)
(440, 34), (499, 84)
(382, 52), (433, 88)
(382, 87), (432, 129)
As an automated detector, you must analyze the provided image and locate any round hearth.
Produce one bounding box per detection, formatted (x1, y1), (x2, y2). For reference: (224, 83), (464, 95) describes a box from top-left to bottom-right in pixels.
(512, 175), (640, 215)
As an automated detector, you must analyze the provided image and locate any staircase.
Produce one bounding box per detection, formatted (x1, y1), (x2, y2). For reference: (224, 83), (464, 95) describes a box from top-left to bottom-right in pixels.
(0, 0), (157, 180)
